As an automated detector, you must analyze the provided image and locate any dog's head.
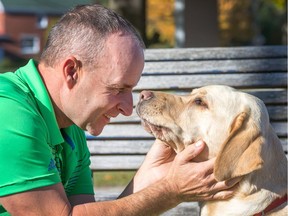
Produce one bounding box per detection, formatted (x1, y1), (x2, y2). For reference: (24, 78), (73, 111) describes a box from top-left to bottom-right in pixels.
(136, 85), (270, 181)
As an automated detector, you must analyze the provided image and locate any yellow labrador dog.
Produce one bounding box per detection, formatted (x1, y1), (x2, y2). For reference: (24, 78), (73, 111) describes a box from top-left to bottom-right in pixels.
(136, 85), (287, 216)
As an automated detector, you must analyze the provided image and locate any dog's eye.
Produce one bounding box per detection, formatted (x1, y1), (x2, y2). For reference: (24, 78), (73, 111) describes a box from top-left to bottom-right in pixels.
(194, 98), (207, 107)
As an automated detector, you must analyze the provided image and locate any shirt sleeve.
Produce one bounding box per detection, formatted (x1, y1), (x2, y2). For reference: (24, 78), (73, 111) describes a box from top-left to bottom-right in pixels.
(0, 92), (61, 196)
(67, 159), (94, 196)
(64, 125), (94, 196)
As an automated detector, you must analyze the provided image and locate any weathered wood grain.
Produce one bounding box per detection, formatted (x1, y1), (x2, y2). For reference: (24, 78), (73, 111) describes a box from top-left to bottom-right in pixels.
(87, 139), (287, 155)
(87, 122), (286, 140)
(135, 73), (287, 90)
(143, 59), (287, 74)
(102, 104), (286, 124)
(132, 89), (287, 105)
(88, 46), (287, 216)
(144, 46), (287, 61)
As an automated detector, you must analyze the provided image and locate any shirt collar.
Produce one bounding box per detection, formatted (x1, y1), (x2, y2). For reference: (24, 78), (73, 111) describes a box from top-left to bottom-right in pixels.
(16, 59), (64, 146)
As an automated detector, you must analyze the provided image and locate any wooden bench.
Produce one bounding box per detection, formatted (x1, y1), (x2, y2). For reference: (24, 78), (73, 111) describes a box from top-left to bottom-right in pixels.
(86, 45), (287, 215)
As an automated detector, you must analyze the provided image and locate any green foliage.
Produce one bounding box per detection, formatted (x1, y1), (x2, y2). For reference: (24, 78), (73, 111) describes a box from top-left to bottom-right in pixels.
(0, 58), (27, 73)
(219, 0), (286, 46)
(269, 0), (287, 9)
(258, 0), (287, 44)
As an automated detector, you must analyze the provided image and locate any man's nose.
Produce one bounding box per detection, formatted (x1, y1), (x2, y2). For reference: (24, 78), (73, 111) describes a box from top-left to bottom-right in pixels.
(118, 93), (133, 116)
(139, 90), (154, 101)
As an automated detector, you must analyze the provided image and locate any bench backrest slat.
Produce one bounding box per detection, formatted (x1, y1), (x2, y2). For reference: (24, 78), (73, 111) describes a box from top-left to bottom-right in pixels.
(144, 46), (287, 61)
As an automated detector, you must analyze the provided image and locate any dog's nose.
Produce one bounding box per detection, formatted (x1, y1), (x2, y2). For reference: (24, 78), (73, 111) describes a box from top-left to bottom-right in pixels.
(139, 90), (154, 101)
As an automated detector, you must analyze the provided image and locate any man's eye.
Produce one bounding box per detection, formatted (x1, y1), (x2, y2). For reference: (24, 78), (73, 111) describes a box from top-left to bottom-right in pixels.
(117, 88), (126, 93)
(112, 88), (125, 95)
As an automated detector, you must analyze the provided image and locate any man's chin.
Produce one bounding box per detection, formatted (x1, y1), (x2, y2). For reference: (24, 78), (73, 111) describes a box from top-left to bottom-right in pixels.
(85, 124), (105, 136)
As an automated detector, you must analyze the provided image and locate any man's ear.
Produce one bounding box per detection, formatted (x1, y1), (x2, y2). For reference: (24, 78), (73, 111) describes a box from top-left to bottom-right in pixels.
(63, 57), (81, 89)
(214, 108), (264, 181)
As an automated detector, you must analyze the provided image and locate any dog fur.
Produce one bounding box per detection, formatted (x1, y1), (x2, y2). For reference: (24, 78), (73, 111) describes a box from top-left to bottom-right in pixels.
(136, 85), (287, 216)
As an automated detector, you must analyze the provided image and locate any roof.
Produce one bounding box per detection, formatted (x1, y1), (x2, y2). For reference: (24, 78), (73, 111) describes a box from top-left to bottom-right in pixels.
(0, 0), (94, 15)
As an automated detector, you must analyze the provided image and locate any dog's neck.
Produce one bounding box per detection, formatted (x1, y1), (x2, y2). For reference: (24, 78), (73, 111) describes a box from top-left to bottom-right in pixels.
(253, 194), (287, 216)
(200, 189), (287, 216)
(200, 131), (287, 216)
(200, 171), (287, 216)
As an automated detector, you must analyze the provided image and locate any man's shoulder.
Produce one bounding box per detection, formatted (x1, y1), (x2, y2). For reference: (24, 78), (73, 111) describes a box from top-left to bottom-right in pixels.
(0, 71), (31, 99)
(0, 71), (42, 128)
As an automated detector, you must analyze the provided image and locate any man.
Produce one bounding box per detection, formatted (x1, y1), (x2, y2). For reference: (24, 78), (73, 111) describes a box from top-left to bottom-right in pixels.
(0, 4), (237, 215)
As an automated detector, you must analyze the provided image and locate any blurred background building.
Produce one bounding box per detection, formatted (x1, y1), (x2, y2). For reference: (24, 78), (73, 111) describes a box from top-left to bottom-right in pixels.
(0, 0), (286, 70)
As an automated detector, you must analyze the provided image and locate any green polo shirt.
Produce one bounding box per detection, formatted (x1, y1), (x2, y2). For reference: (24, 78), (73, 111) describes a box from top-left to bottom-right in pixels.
(0, 60), (94, 214)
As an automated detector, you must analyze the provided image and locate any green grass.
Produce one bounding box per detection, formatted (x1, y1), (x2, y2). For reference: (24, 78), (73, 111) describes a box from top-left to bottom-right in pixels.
(93, 171), (136, 187)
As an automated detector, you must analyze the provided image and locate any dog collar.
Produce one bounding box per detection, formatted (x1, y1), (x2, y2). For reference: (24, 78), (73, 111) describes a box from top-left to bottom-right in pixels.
(254, 194), (287, 216)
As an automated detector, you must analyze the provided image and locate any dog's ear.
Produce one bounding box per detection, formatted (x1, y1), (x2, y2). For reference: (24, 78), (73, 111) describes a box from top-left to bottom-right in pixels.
(214, 108), (264, 181)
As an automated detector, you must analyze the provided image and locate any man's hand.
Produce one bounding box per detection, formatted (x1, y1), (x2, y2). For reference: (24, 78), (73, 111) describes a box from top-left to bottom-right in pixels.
(133, 139), (176, 191)
(164, 143), (240, 202)
(133, 139), (240, 201)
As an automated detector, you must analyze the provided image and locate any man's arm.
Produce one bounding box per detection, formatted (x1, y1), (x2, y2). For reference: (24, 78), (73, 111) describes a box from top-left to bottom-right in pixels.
(0, 181), (177, 216)
(74, 141), (238, 215)
(0, 141), (238, 215)
(0, 183), (71, 216)
(74, 179), (179, 216)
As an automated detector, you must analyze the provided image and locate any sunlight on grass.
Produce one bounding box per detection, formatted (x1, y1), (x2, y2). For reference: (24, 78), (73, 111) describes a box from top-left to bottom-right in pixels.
(93, 171), (136, 187)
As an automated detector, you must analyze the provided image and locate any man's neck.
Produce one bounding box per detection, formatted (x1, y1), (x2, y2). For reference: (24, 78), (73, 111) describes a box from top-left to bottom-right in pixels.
(38, 63), (73, 129)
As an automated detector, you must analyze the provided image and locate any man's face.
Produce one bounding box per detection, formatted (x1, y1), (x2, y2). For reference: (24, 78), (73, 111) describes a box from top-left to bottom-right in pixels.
(65, 33), (144, 135)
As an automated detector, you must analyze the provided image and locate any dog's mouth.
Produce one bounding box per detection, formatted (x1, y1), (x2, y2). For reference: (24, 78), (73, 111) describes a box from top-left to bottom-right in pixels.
(140, 118), (171, 140)
(141, 118), (188, 153)
(137, 104), (185, 152)
(136, 104), (166, 138)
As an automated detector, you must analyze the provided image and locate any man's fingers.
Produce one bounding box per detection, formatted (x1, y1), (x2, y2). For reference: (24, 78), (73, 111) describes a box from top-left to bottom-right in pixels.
(187, 182), (238, 202)
(225, 177), (242, 187)
(211, 176), (242, 192)
(207, 176), (240, 197)
(154, 139), (169, 146)
(201, 157), (216, 173)
(153, 139), (174, 153)
(147, 139), (175, 158)
(179, 140), (206, 162)
(212, 183), (239, 200)
(210, 188), (235, 200)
